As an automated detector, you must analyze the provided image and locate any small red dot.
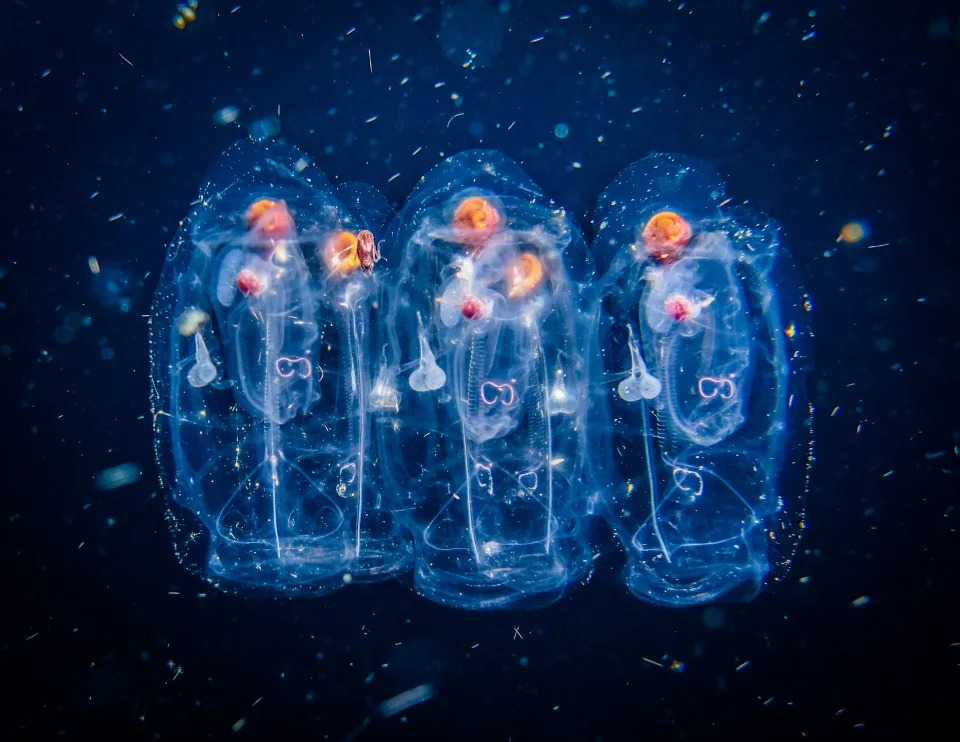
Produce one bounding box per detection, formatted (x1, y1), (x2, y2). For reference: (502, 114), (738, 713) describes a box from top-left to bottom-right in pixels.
(461, 295), (485, 320)
(237, 269), (262, 297)
(664, 294), (692, 322)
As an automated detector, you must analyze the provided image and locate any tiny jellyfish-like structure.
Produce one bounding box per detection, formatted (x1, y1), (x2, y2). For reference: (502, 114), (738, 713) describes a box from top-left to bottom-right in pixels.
(836, 221), (868, 244)
(90, 262), (137, 312)
(213, 106), (240, 126)
(94, 462), (143, 491)
(439, 0), (508, 70)
(701, 606), (726, 629)
(248, 116), (281, 142)
(53, 310), (93, 345)
(173, 1), (199, 29)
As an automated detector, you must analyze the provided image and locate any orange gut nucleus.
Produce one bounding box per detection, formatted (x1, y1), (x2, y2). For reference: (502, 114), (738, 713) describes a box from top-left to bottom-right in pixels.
(246, 199), (296, 243)
(506, 252), (544, 298)
(452, 196), (501, 250)
(324, 230), (362, 275)
(641, 210), (692, 263)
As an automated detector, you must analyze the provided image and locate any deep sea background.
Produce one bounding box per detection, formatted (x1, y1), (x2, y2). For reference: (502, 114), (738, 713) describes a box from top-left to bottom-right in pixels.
(1, 0), (958, 739)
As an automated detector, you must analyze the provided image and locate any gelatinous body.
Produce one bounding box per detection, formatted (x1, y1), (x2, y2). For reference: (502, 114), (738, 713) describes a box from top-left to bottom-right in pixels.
(376, 151), (596, 609)
(587, 153), (813, 605)
(150, 139), (410, 594)
(150, 142), (813, 610)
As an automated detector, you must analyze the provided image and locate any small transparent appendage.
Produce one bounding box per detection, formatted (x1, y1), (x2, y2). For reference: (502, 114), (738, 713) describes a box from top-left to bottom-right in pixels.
(408, 311), (446, 392)
(616, 324), (661, 402)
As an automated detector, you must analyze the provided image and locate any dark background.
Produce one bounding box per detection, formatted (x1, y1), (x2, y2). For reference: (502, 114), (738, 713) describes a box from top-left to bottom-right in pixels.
(1, 0), (957, 739)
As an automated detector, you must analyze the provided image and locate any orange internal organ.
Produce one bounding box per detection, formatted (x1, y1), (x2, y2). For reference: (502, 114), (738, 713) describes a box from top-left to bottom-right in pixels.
(325, 230), (362, 275)
(452, 196), (500, 250)
(641, 211), (692, 262)
(506, 252), (544, 298)
(246, 199), (296, 241)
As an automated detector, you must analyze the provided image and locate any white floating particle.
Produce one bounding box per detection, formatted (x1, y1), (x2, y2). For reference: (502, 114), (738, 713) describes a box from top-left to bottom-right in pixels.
(378, 683), (435, 718)
(214, 106), (240, 125)
(94, 462), (142, 491)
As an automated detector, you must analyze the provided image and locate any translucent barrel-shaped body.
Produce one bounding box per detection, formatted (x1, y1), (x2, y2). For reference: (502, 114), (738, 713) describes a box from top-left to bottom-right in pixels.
(587, 153), (813, 605)
(150, 139), (410, 594)
(375, 151), (596, 609)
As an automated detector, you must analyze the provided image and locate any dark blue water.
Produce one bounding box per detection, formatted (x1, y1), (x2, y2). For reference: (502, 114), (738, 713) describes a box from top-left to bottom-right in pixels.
(1, 0), (957, 739)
